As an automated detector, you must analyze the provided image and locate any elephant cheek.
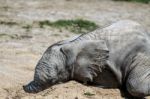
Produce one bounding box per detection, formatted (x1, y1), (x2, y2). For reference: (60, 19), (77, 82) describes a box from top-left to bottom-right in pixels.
(23, 81), (42, 93)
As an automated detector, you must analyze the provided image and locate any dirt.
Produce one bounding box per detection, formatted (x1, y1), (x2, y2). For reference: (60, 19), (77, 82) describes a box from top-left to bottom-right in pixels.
(0, 0), (150, 98)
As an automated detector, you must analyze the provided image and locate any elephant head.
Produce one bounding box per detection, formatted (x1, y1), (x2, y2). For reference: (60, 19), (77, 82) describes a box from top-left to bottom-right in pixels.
(23, 40), (109, 93)
(23, 43), (69, 93)
(61, 40), (109, 84)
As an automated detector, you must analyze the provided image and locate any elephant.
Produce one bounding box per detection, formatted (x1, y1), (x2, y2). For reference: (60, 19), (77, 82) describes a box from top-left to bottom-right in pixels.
(23, 20), (150, 98)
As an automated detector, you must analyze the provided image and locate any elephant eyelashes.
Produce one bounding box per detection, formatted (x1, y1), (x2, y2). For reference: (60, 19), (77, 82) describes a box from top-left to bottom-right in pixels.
(102, 50), (109, 54)
(95, 49), (109, 52)
(90, 63), (104, 72)
(94, 52), (109, 61)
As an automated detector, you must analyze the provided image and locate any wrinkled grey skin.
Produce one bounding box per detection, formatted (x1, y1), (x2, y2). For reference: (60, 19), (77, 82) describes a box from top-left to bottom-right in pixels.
(23, 20), (150, 97)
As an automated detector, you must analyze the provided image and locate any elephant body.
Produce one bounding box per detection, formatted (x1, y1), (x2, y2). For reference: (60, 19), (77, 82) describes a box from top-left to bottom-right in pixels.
(23, 20), (150, 97)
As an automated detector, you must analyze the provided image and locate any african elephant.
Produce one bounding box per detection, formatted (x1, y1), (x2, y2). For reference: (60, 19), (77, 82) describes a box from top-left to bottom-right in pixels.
(23, 20), (150, 98)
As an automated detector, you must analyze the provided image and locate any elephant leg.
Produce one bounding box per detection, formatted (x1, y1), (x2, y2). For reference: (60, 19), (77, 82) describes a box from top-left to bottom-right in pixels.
(126, 75), (150, 97)
(125, 53), (150, 97)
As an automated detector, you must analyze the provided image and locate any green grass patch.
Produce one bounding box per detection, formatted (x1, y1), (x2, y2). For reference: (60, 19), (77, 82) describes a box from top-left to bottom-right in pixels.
(84, 92), (95, 96)
(0, 33), (32, 40)
(22, 25), (32, 32)
(0, 34), (17, 39)
(130, 0), (149, 3)
(0, 21), (18, 26)
(38, 19), (98, 34)
(51, 33), (60, 36)
(114, 0), (150, 3)
(22, 25), (32, 30)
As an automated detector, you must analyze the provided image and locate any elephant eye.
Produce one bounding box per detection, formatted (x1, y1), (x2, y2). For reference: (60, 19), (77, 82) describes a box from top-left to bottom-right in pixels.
(100, 49), (109, 53)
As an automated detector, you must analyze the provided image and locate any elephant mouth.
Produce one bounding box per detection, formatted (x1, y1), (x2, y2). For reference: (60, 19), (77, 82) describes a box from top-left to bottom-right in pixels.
(23, 81), (46, 93)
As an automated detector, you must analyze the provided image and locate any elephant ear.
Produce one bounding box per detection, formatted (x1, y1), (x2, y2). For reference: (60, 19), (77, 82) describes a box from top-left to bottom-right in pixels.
(61, 40), (109, 83)
(60, 42), (79, 66)
(60, 40), (109, 65)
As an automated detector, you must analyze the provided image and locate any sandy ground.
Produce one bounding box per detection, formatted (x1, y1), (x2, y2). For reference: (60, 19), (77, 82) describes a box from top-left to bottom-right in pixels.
(0, 0), (150, 98)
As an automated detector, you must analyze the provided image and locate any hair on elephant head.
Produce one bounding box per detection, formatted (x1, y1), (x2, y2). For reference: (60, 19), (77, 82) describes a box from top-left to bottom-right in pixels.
(61, 40), (109, 84)
(23, 40), (109, 93)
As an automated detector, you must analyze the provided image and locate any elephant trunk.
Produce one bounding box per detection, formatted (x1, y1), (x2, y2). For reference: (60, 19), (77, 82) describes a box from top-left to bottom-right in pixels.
(23, 81), (44, 93)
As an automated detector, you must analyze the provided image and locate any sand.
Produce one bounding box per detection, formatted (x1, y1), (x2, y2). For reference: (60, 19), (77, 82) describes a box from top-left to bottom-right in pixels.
(0, 0), (150, 98)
